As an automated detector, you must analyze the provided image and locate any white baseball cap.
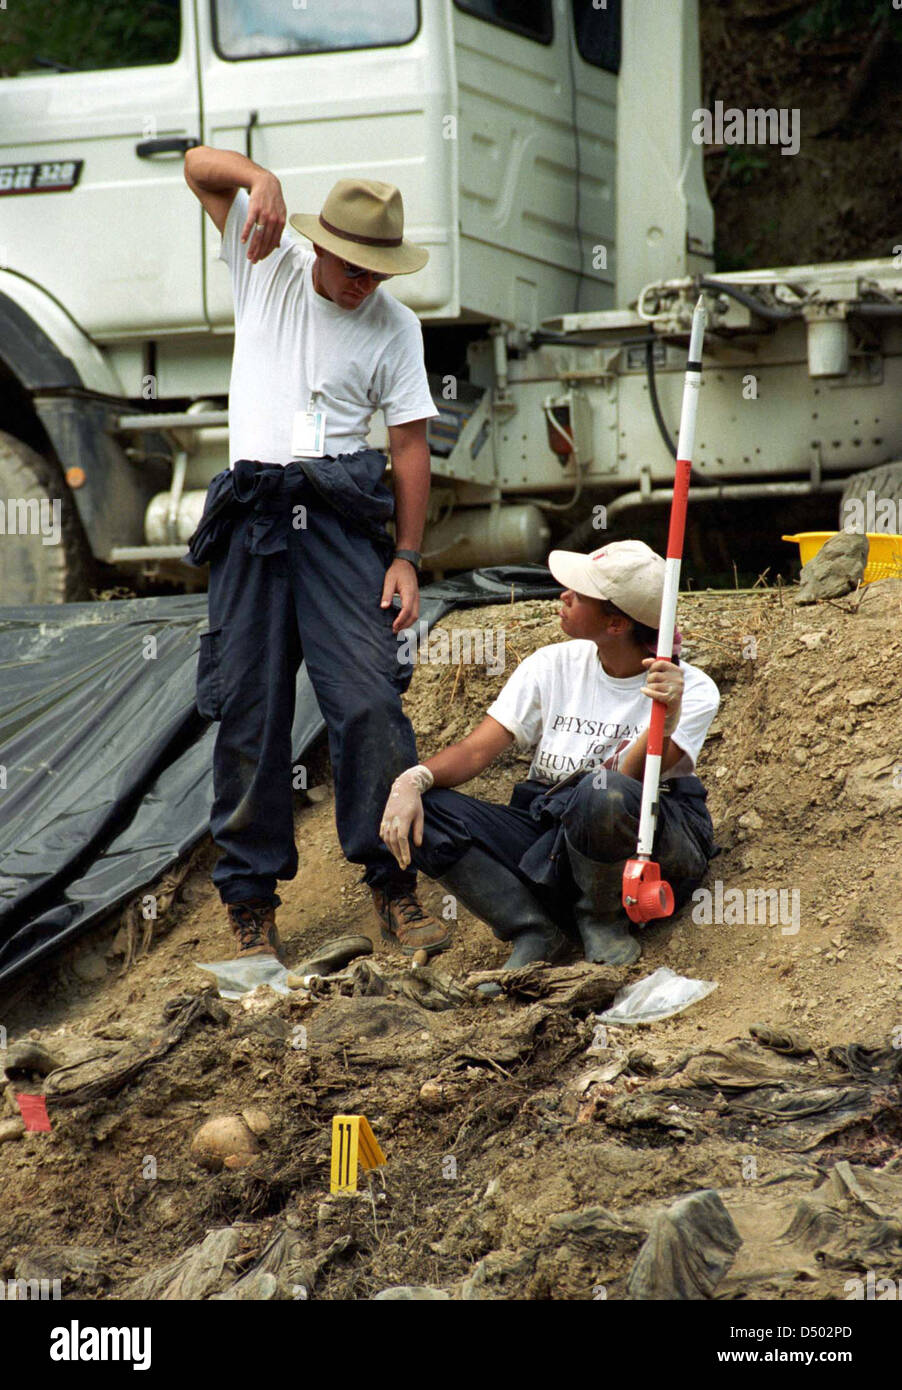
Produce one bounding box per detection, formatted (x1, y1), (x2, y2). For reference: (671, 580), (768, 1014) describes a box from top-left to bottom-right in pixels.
(547, 539), (665, 629)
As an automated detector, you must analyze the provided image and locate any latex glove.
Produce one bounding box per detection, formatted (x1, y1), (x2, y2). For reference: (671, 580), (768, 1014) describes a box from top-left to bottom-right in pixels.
(641, 658), (684, 737)
(380, 764), (434, 869)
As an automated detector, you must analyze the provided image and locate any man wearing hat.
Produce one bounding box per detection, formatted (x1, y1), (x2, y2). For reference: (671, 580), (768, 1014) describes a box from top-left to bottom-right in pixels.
(379, 540), (720, 987)
(183, 146), (449, 960)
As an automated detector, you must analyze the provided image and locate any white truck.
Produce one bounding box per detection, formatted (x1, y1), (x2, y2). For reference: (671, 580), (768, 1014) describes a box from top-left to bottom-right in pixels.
(1, 0), (900, 604)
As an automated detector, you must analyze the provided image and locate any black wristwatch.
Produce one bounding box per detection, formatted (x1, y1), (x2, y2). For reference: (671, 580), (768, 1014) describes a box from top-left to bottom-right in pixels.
(394, 548), (422, 572)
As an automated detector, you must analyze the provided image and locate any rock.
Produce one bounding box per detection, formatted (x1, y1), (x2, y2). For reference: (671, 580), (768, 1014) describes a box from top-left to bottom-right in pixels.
(738, 810), (763, 830)
(373, 1285), (451, 1300)
(71, 950), (108, 984)
(0, 1118), (25, 1143)
(796, 530), (868, 604)
(846, 687), (876, 708)
(190, 1115), (261, 1172)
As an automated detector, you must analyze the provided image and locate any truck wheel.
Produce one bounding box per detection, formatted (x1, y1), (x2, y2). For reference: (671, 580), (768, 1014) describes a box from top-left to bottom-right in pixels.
(0, 431), (93, 605)
(839, 461), (902, 529)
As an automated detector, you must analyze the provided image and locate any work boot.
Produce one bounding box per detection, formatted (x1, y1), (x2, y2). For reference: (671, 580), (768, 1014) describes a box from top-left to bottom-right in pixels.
(372, 887), (451, 957)
(227, 894), (283, 960)
(437, 847), (570, 996)
(564, 838), (640, 966)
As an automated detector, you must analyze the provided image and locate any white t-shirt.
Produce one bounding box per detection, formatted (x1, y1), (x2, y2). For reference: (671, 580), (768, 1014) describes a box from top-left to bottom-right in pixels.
(219, 188), (438, 467)
(487, 640), (720, 784)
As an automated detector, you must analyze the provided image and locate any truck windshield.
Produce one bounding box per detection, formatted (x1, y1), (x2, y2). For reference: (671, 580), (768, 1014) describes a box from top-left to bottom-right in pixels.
(213, 0), (419, 59)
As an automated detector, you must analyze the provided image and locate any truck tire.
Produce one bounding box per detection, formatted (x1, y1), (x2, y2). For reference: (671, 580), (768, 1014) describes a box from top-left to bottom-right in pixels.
(0, 431), (93, 606)
(839, 462), (902, 529)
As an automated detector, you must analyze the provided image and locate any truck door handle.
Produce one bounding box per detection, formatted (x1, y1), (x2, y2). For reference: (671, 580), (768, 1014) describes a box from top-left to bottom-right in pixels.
(135, 137), (200, 158)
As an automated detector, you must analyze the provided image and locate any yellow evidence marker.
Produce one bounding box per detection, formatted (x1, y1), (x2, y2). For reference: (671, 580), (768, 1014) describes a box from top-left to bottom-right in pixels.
(330, 1114), (386, 1195)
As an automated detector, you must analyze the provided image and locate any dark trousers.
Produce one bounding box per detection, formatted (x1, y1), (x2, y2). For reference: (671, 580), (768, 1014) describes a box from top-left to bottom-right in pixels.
(196, 468), (418, 905)
(409, 770), (717, 923)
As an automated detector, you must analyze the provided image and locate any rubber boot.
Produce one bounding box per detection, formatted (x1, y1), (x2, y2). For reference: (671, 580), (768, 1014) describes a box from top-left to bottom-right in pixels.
(564, 838), (640, 966)
(437, 846), (570, 997)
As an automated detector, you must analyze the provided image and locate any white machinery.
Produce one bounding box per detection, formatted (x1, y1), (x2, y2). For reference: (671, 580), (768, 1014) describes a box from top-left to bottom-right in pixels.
(0, 0), (899, 602)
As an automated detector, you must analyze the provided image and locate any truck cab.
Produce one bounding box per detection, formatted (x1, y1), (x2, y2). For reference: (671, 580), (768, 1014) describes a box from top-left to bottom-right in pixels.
(23, 2), (893, 603)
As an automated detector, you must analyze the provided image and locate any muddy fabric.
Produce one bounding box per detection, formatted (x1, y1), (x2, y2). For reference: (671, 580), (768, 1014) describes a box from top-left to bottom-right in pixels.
(654, 1036), (898, 1153)
(463, 961), (621, 1010)
(729, 1084), (882, 1152)
(42, 992), (228, 1108)
(682, 1039), (818, 1090)
(213, 1230), (352, 1301)
(776, 1163), (902, 1269)
(749, 1022), (815, 1056)
(627, 1190), (742, 1300)
(128, 1228), (241, 1301)
(826, 1042), (902, 1081)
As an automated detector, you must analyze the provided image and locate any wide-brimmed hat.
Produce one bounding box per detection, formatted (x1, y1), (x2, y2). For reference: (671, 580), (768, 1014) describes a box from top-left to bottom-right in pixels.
(547, 539), (665, 629)
(290, 179), (428, 276)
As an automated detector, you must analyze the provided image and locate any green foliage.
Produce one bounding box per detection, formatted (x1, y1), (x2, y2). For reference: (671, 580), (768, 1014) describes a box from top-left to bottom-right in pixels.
(0, 0), (180, 77)
(725, 148), (769, 185)
(713, 239), (757, 273)
(785, 0), (886, 43)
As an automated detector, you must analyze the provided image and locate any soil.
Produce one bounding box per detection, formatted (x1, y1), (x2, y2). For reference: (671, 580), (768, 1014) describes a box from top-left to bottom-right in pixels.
(1, 581), (900, 1301)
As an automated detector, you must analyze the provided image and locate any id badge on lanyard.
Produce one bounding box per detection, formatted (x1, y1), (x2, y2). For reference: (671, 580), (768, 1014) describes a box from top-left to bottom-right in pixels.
(291, 393), (327, 458)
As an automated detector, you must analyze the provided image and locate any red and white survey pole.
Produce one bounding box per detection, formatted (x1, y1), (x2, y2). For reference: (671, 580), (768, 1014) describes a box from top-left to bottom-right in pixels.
(622, 295), (707, 924)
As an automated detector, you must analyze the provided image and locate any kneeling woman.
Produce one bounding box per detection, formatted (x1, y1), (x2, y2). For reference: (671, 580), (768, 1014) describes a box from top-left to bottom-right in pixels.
(380, 541), (720, 992)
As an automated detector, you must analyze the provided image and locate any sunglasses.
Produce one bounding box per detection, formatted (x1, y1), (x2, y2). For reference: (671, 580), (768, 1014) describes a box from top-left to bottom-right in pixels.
(340, 258), (393, 283)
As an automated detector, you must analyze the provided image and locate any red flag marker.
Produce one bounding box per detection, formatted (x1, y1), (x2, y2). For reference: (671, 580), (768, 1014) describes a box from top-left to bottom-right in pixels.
(16, 1093), (51, 1132)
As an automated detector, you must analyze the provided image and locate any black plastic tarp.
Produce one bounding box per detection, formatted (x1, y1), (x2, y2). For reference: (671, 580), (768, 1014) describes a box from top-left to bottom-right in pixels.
(0, 566), (560, 986)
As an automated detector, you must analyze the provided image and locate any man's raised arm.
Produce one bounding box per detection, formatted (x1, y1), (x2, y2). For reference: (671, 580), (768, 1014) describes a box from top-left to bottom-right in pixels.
(183, 145), (287, 261)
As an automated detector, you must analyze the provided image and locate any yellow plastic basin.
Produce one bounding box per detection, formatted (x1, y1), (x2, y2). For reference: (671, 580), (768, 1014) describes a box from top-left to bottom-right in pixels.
(782, 531), (902, 585)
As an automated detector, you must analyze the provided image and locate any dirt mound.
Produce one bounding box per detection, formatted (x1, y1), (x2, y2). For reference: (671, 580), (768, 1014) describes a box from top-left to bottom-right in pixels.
(0, 581), (900, 1300)
(702, 0), (902, 270)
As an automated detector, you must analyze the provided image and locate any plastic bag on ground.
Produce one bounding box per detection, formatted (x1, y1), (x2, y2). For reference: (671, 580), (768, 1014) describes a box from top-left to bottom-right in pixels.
(195, 956), (292, 999)
(597, 966), (717, 1025)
